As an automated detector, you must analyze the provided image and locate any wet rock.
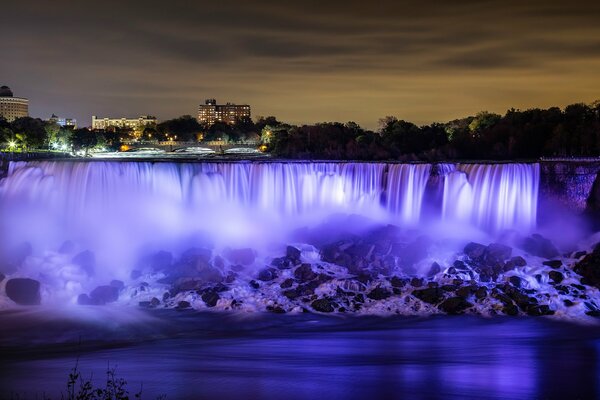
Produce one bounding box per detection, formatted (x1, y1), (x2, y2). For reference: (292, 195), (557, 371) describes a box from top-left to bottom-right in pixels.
(258, 268), (277, 282)
(441, 284), (458, 292)
(527, 304), (554, 316)
(573, 244), (600, 288)
(139, 297), (160, 308)
(72, 250), (95, 276)
(412, 287), (444, 304)
(283, 288), (300, 300)
(438, 297), (473, 314)
(212, 255), (225, 270)
(542, 260), (563, 269)
(0, 272), (4, 283)
(201, 291), (220, 307)
(464, 242), (487, 261)
(456, 285), (475, 298)
(311, 298), (334, 313)
(271, 257), (291, 269)
(77, 294), (93, 305)
(367, 287), (392, 300)
(231, 264), (245, 272)
(89, 285), (119, 305)
(475, 286), (488, 300)
(572, 251), (587, 259)
(176, 301), (191, 310)
(280, 278), (294, 289)
(548, 271), (564, 284)
(145, 250), (173, 272)
(294, 264), (317, 282)
(196, 265), (223, 284)
(249, 280), (260, 289)
(410, 277), (424, 287)
(110, 280), (125, 291)
(520, 234), (559, 259)
(503, 304), (519, 316)
(223, 248), (255, 266)
(396, 237), (431, 268)
(485, 243), (512, 264)
(427, 262), (441, 277)
(510, 256), (527, 267)
(509, 276), (523, 288)
(563, 299), (575, 307)
(390, 276), (407, 288)
(5, 278), (41, 305)
(286, 246), (302, 263)
(225, 272), (237, 284)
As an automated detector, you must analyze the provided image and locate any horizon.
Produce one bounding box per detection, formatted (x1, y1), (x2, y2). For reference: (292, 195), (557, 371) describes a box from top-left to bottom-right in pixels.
(2, 0), (600, 129)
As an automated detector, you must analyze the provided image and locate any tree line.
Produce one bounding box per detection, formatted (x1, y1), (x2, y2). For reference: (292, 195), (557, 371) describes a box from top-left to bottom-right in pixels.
(1, 100), (599, 159)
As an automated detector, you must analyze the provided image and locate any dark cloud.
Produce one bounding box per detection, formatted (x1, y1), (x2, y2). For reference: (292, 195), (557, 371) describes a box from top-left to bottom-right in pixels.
(1, 0), (599, 128)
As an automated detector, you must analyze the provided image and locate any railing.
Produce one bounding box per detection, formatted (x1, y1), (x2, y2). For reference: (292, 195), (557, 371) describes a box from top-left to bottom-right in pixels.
(0, 151), (71, 161)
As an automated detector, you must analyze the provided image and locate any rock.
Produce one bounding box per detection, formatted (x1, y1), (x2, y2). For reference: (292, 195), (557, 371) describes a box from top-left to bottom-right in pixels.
(271, 257), (291, 269)
(0, 272), (4, 283)
(225, 272), (237, 283)
(427, 262), (441, 277)
(396, 237), (431, 268)
(572, 251), (587, 259)
(77, 294), (93, 305)
(390, 276), (407, 288)
(573, 244), (600, 288)
(286, 246), (302, 263)
(367, 287), (392, 300)
(294, 264), (317, 282)
(527, 304), (554, 316)
(464, 242), (487, 261)
(176, 301), (191, 309)
(311, 298), (334, 312)
(72, 250), (95, 276)
(89, 285), (119, 305)
(280, 278), (294, 289)
(441, 284), (457, 292)
(110, 280), (125, 290)
(509, 276), (523, 288)
(258, 268), (277, 282)
(139, 297), (160, 308)
(563, 299), (575, 307)
(196, 264), (223, 283)
(542, 260), (562, 269)
(485, 243), (512, 264)
(5, 278), (41, 305)
(503, 304), (519, 316)
(438, 297), (473, 314)
(148, 251), (173, 272)
(201, 291), (220, 307)
(412, 287), (444, 304)
(520, 234), (559, 259)
(283, 288), (300, 299)
(510, 256), (527, 267)
(213, 255), (225, 270)
(224, 248), (255, 266)
(249, 280), (260, 289)
(475, 286), (488, 300)
(548, 270), (564, 284)
(456, 286), (474, 298)
(410, 277), (424, 287)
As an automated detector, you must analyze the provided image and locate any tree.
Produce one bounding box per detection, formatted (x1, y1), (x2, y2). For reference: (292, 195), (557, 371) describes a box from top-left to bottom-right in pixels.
(70, 128), (98, 155)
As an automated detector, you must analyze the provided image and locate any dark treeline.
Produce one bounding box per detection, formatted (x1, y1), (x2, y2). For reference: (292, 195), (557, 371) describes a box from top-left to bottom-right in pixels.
(1, 101), (599, 159)
(267, 101), (600, 160)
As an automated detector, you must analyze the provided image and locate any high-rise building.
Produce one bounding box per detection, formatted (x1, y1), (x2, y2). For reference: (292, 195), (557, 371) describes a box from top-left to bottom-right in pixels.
(91, 115), (156, 130)
(49, 114), (77, 128)
(0, 86), (29, 122)
(197, 99), (250, 125)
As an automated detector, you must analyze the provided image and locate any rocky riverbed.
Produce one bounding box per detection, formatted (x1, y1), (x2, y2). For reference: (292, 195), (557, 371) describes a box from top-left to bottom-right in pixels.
(2, 219), (600, 322)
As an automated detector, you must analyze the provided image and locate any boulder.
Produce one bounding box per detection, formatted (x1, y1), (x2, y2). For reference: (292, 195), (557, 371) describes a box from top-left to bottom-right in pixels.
(89, 285), (119, 305)
(294, 264), (317, 282)
(542, 260), (562, 269)
(464, 242), (487, 261)
(110, 280), (125, 291)
(5, 278), (41, 305)
(311, 298), (334, 313)
(0, 272), (4, 283)
(438, 297), (473, 314)
(148, 251), (173, 272)
(201, 291), (220, 307)
(258, 268), (277, 282)
(548, 271), (564, 284)
(77, 294), (93, 305)
(573, 244), (600, 288)
(280, 278), (294, 289)
(176, 301), (191, 309)
(367, 287), (392, 300)
(72, 250), (96, 276)
(519, 234), (559, 259)
(286, 246), (302, 263)
(412, 287), (444, 304)
(427, 262), (441, 277)
(485, 243), (512, 264)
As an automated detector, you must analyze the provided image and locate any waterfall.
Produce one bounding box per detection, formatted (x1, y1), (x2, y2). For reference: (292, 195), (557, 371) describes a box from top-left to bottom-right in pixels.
(0, 161), (540, 242)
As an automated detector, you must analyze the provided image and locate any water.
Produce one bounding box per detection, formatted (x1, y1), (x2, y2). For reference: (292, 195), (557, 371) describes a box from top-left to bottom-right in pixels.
(0, 310), (599, 400)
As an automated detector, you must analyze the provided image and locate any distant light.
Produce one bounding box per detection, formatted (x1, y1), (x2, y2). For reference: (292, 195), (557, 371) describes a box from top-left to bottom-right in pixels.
(8, 140), (16, 148)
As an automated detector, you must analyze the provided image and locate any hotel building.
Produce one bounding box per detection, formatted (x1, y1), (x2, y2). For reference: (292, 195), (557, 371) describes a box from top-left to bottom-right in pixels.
(91, 115), (156, 130)
(0, 86), (29, 122)
(197, 99), (250, 125)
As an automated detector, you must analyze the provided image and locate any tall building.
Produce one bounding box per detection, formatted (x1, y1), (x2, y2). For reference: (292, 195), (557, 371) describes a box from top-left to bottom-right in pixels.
(49, 114), (77, 128)
(0, 86), (29, 122)
(197, 99), (250, 125)
(91, 115), (156, 130)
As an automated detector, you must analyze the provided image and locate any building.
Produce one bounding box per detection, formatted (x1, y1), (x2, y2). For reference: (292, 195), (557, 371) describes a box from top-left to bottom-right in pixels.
(197, 99), (250, 125)
(91, 115), (156, 130)
(0, 86), (29, 122)
(49, 114), (77, 128)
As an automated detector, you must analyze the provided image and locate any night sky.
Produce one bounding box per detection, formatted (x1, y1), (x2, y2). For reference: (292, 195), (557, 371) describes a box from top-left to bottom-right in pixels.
(2, 0), (599, 129)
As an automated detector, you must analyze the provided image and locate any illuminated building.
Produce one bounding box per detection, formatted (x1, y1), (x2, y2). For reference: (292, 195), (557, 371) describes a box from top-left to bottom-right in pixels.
(0, 86), (29, 122)
(92, 115), (156, 130)
(197, 99), (250, 125)
(49, 114), (77, 128)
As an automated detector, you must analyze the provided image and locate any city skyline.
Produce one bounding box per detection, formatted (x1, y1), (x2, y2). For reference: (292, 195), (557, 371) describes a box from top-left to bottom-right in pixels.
(2, 0), (600, 129)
